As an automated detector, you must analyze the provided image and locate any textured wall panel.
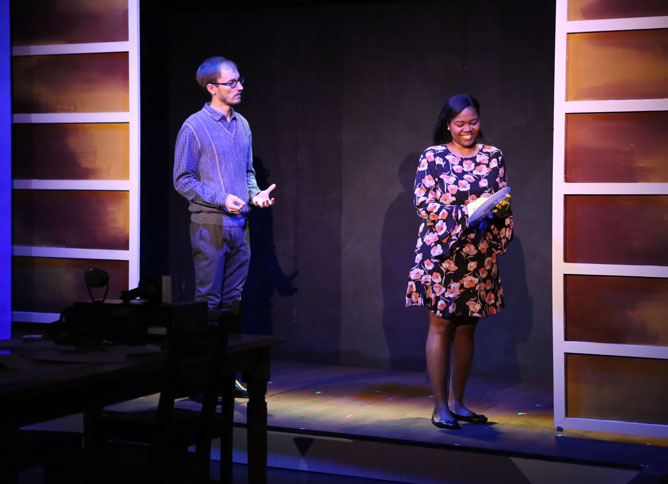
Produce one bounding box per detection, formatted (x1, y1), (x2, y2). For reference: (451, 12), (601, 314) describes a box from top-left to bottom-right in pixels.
(568, 0), (668, 20)
(12, 190), (129, 250)
(567, 30), (668, 101)
(565, 112), (668, 183)
(10, 0), (128, 45)
(565, 275), (668, 345)
(11, 257), (128, 313)
(566, 354), (668, 424)
(564, 195), (668, 265)
(12, 123), (129, 180)
(12, 53), (129, 113)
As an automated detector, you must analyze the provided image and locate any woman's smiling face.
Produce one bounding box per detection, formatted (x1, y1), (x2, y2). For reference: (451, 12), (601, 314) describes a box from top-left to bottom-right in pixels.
(448, 106), (480, 149)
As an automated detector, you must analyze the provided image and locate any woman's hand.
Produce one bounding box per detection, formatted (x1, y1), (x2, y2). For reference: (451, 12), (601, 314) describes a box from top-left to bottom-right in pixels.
(492, 194), (511, 217)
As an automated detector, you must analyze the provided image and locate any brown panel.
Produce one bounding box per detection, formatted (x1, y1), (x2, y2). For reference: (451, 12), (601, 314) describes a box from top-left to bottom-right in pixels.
(565, 112), (668, 183)
(12, 190), (129, 250)
(565, 275), (668, 345)
(564, 195), (668, 266)
(567, 30), (668, 101)
(566, 354), (668, 424)
(10, 0), (128, 45)
(11, 257), (128, 313)
(12, 123), (129, 180)
(12, 53), (129, 113)
(568, 0), (668, 20)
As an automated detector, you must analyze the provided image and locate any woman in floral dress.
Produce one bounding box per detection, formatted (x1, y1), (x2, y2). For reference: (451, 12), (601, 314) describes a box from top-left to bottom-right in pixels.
(406, 94), (513, 430)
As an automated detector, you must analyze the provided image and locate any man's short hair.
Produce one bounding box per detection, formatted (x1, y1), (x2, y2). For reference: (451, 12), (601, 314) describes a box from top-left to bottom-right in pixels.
(195, 56), (237, 90)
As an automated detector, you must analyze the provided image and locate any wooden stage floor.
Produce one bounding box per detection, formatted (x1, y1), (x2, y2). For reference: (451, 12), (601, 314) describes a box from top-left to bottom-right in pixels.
(173, 360), (668, 483)
(25, 360), (668, 483)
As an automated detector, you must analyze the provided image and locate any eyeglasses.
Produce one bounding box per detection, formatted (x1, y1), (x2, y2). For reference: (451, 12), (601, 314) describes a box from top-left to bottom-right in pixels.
(209, 77), (245, 89)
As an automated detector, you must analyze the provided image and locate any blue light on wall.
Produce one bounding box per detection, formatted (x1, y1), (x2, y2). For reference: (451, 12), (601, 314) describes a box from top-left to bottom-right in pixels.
(0, 0), (10, 339)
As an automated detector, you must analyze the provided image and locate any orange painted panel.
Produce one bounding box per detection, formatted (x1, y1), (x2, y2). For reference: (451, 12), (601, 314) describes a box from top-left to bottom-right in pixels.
(12, 190), (129, 250)
(565, 275), (668, 345)
(565, 112), (668, 183)
(568, 0), (668, 20)
(566, 354), (668, 424)
(567, 30), (668, 101)
(564, 195), (668, 265)
(11, 257), (128, 313)
(10, 0), (128, 45)
(12, 53), (129, 113)
(12, 123), (129, 180)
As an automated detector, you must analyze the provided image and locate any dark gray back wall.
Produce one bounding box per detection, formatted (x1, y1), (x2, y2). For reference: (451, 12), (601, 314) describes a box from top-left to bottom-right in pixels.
(156, 0), (555, 381)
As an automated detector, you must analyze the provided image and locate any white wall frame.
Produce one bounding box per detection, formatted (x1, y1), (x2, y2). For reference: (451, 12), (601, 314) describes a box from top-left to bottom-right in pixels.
(11, 0), (140, 324)
(552, 0), (668, 438)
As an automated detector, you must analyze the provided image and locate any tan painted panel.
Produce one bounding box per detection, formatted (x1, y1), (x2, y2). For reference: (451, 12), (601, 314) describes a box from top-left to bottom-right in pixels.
(564, 195), (668, 265)
(567, 30), (668, 101)
(11, 257), (128, 313)
(566, 354), (668, 424)
(565, 112), (668, 183)
(568, 0), (668, 20)
(12, 53), (129, 113)
(12, 190), (129, 250)
(565, 275), (668, 345)
(13, 123), (129, 180)
(11, 0), (128, 45)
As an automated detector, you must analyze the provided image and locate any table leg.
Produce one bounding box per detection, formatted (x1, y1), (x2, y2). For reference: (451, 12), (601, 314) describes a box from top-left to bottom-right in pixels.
(83, 405), (103, 450)
(0, 424), (19, 484)
(218, 373), (236, 484)
(245, 348), (270, 484)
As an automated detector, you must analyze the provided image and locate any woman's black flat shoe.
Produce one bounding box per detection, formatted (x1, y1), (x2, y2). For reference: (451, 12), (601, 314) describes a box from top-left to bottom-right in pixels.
(431, 415), (461, 430)
(451, 411), (488, 423)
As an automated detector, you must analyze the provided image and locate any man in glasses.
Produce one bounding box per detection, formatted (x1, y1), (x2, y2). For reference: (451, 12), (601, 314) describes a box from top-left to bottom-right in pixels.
(174, 56), (276, 396)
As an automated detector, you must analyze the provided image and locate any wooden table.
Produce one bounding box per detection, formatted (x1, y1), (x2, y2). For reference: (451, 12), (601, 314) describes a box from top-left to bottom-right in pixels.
(0, 333), (284, 483)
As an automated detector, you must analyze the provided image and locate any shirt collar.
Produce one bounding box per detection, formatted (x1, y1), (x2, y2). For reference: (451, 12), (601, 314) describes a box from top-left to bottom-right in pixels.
(203, 103), (237, 122)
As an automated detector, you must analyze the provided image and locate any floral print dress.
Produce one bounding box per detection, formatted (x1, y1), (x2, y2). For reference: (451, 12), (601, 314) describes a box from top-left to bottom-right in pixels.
(406, 144), (513, 318)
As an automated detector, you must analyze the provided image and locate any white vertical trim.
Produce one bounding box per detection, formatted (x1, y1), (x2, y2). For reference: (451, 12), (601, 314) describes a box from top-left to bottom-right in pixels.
(127, 0), (140, 288)
(552, 0), (568, 431)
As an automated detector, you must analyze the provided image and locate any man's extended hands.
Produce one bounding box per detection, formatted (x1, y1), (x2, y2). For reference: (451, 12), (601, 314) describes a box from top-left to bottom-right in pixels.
(224, 184), (276, 213)
(252, 184), (277, 208)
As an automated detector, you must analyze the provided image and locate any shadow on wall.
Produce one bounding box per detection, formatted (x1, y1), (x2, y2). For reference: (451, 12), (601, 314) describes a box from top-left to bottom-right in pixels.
(242, 156), (298, 335)
(475, 236), (534, 385)
(381, 152), (429, 371)
(381, 152), (534, 381)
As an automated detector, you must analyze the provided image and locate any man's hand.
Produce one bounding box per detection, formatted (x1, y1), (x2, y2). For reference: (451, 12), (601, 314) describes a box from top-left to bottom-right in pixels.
(252, 184), (277, 208)
(225, 194), (246, 214)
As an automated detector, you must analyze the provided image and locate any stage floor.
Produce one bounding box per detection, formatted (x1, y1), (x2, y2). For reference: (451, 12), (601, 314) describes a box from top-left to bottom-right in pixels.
(26, 360), (668, 483)
(175, 360), (668, 481)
